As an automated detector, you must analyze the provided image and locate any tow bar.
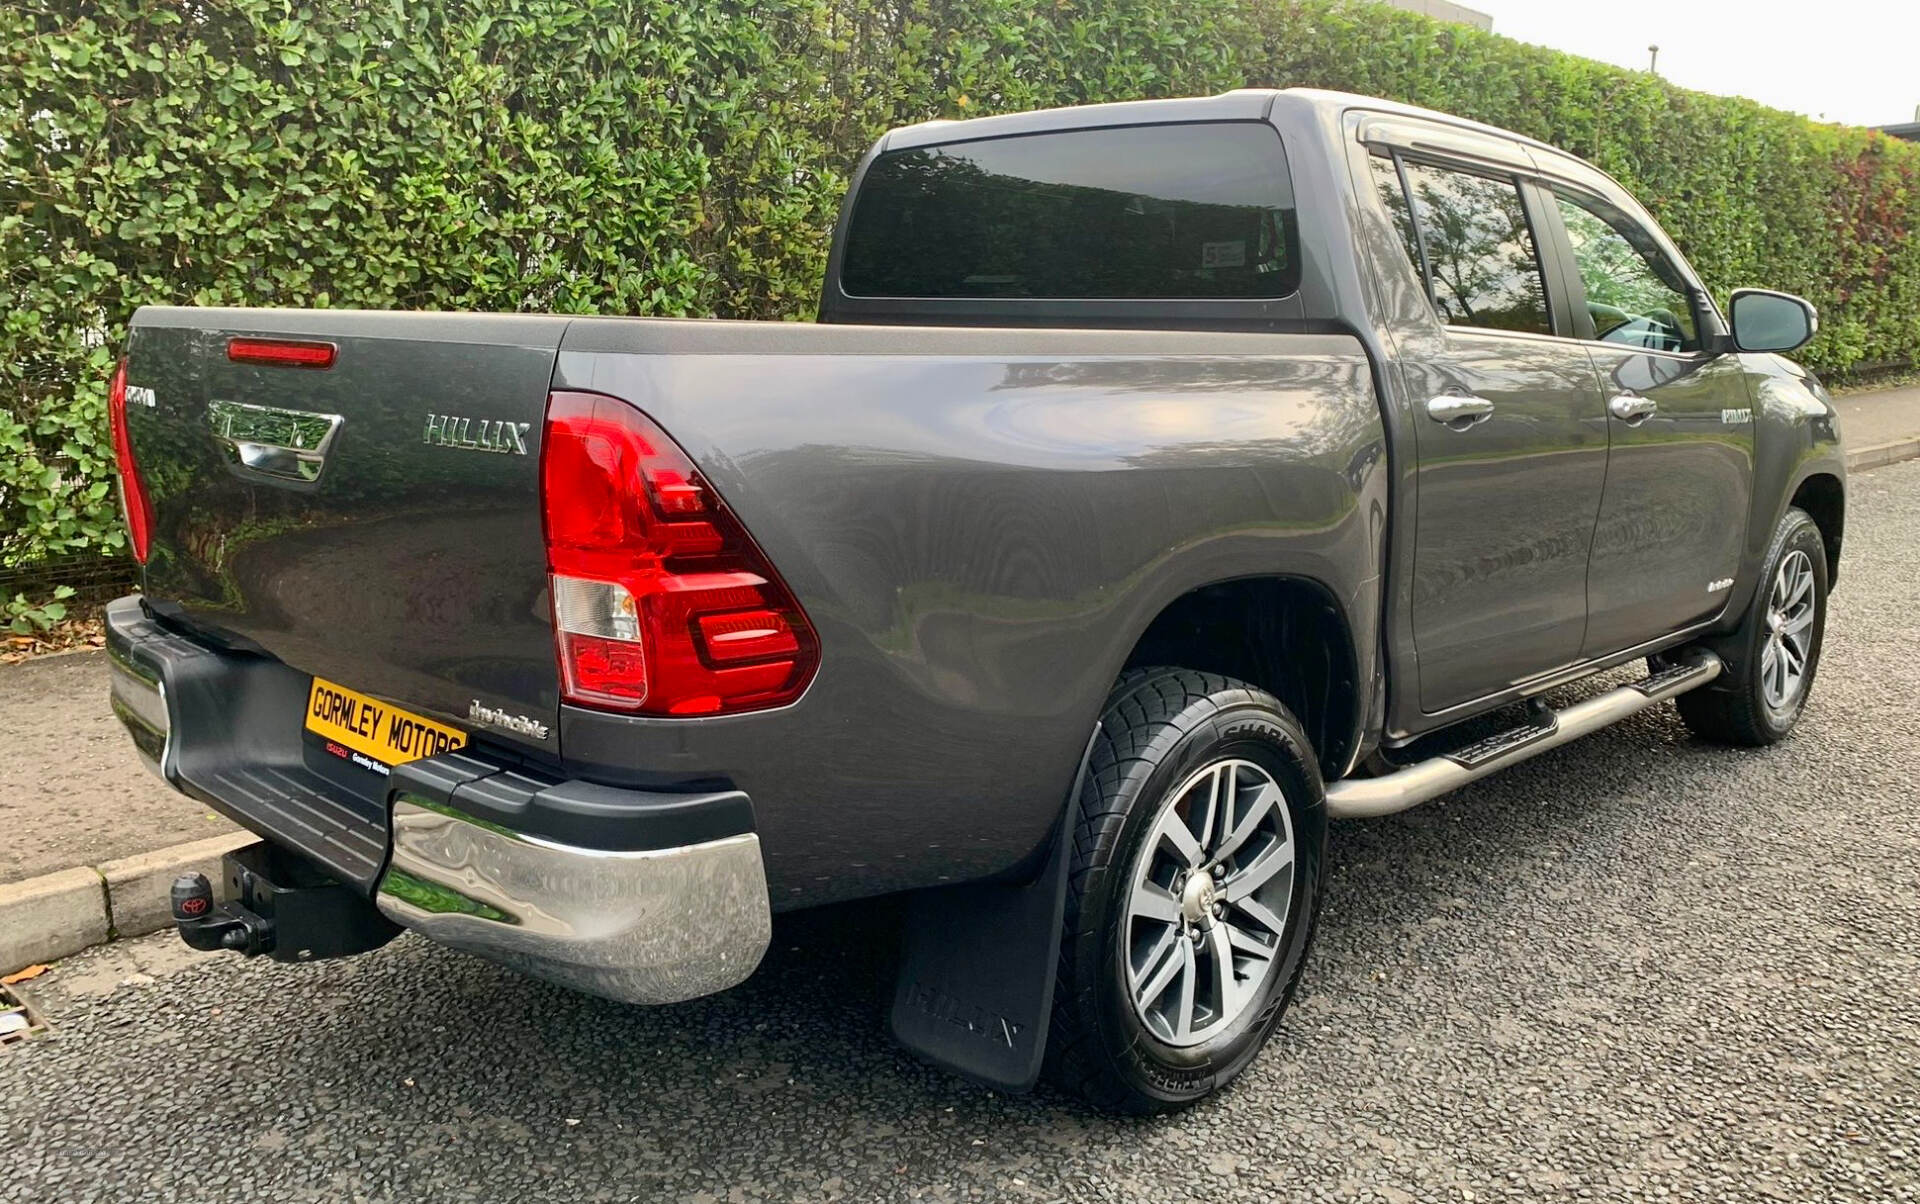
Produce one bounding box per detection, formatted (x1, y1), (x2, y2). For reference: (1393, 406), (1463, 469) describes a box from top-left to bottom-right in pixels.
(170, 841), (400, 963)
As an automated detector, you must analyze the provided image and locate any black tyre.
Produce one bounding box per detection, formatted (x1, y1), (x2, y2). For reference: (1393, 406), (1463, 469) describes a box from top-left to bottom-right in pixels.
(1045, 668), (1325, 1113)
(1673, 506), (1829, 746)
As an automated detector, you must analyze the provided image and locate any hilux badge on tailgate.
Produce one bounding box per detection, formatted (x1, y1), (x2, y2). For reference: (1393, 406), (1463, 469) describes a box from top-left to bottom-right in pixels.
(424, 413), (531, 456)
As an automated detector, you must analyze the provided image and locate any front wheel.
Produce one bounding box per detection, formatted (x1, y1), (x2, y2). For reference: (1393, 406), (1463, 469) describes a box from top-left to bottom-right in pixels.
(1673, 506), (1829, 746)
(1044, 668), (1325, 1113)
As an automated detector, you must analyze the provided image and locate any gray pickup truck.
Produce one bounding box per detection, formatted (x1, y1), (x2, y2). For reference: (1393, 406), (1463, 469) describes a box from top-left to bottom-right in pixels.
(105, 89), (1844, 1112)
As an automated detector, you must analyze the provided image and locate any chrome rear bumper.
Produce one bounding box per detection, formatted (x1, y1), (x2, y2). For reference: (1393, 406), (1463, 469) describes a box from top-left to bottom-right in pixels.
(105, 594), (772, 1006)
(107, 641), (170, 780)
(377, 797), (771, 1005)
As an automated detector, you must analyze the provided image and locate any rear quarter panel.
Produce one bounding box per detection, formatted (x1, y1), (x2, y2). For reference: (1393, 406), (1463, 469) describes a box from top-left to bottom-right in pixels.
(552, 320), (1386, 908)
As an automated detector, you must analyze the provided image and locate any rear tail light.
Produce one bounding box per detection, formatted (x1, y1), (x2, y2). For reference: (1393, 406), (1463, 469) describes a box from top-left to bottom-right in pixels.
(106, 359), (154, 564)
(540, 391), (819, 716)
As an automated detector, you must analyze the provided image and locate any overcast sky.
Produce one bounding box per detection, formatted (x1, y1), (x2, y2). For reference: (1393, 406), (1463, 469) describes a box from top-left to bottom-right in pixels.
(1469, 1), (1918, 129)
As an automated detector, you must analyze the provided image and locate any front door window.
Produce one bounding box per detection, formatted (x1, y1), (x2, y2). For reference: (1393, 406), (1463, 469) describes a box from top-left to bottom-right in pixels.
(1552, 189), (1699, 353)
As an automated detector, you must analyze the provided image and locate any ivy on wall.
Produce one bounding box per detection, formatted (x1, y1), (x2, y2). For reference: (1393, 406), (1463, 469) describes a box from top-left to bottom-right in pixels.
(5, 0), (1915, 570)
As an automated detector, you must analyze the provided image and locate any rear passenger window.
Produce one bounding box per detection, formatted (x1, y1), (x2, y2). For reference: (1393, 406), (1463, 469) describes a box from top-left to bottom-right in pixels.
(840, 123), (1299, 300)
(1387, 159), (1552, 336)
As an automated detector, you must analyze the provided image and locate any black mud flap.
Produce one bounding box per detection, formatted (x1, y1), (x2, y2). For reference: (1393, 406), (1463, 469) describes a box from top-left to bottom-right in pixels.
(888, 727), (1096, 1093)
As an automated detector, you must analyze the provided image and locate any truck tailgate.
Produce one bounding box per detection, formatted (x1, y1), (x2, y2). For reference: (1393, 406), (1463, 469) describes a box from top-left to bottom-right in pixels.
(124, 308), (572, 757)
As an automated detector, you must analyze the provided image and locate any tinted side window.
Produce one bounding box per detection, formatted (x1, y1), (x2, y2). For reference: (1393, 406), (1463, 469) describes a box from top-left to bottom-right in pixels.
(1399, 161), (1551, 335)
(1553, 189), (1699, 353)
(840, 123), (1299, 300)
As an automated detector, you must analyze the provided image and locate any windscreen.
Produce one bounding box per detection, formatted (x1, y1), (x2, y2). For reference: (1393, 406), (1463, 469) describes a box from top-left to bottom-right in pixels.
(840, 122), (1300, 301)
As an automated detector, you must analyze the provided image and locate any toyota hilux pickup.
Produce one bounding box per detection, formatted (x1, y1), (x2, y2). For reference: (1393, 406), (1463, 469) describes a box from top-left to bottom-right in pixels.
(103, 89), (1845, 1113)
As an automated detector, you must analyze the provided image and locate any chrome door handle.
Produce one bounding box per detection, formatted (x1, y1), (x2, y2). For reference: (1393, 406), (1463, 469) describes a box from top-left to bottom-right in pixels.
(1608, 394), (1659, 424)
(1426, 395), (1496, 430)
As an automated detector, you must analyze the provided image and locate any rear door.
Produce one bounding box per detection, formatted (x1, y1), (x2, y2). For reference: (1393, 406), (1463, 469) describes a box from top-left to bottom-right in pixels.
(125, 309), (570, 757)
(1363, 140), (1610, 715)
(1533, 181), (1755, 654)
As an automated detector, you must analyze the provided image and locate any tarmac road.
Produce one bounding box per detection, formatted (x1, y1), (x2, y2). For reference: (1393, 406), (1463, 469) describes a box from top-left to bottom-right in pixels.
(4, 461), (1918, 1203)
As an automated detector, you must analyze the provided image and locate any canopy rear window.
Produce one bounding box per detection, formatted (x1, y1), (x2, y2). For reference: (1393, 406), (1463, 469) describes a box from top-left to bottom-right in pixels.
(840, 122), (1300, 301)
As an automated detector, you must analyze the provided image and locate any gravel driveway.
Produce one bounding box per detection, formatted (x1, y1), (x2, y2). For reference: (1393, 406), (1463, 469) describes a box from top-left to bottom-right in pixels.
(4, 460), (1917, 1203)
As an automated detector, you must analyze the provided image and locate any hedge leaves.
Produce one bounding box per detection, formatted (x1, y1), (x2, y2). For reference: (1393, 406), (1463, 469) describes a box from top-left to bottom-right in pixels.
(5, 0), (1917, 569)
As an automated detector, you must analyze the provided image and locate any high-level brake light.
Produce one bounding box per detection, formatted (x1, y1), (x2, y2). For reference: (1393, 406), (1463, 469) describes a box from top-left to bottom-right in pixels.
(541, 391), (819, 716)
(226, 337), (337, 368)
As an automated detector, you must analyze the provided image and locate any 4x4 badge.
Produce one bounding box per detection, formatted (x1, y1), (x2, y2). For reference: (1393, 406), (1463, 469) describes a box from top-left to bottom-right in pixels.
(424, 413), (530, 456)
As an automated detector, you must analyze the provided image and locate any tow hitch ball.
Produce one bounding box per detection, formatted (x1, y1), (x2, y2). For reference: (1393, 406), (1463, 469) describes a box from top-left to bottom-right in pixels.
(171, 872), (276, 957)
(166, 841), (402, 963)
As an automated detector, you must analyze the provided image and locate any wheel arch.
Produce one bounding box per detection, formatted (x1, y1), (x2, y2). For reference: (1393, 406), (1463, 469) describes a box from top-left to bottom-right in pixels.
(1789, 471), (1844, 588)
(1116, 575), (1363, 778)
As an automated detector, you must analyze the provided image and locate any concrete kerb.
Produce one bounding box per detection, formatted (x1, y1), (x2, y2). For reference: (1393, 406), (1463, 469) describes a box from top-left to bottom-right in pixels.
(0, 868), (109, 974)
(1847, 438), (1920, 473)
(2, 832), (254, 975)
(98, 831), (258, 942)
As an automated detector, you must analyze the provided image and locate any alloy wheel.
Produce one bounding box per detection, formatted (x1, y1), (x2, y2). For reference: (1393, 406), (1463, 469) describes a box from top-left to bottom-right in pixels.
(1123, 758), (1296, 1047)
(1760, 548), (1817, 712)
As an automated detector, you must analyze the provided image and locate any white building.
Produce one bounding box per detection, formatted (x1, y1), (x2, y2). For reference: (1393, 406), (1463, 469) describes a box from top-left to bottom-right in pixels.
(1381, 0), (1494, 31)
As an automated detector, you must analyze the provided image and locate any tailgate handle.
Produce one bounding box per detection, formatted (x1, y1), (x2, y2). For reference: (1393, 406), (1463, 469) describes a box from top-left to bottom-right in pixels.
(207, 400), (345, 485)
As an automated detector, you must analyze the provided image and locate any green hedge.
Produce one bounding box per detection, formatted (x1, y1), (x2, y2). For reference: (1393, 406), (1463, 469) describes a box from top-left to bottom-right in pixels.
(5, 0), (1918, 573)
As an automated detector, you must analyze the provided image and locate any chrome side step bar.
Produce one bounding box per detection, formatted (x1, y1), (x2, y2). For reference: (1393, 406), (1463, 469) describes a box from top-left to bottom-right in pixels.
(1326, 652), (1724, 820)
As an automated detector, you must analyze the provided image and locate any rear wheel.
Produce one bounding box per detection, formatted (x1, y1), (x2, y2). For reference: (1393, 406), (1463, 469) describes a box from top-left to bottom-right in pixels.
(1673, 506), (1828, 745)
(1045, 668), (1325, 1113)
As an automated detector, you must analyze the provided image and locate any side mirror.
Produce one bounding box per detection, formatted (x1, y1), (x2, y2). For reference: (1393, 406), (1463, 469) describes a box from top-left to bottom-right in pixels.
(1728, 288), (1818, 354)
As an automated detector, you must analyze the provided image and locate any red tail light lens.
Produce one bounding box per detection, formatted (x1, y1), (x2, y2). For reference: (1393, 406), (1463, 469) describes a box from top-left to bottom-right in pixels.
(107, 359), (154, 564)
(541, 391), (819, 716)
(226, 337), (337, 368)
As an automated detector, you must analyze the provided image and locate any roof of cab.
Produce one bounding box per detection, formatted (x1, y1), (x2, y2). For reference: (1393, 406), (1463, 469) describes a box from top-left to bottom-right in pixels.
(881, 89), (1281, 151)
(881, 87), (1563, 160)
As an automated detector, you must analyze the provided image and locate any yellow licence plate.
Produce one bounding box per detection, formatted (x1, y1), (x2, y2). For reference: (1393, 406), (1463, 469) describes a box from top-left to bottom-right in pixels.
(304, 677), (466, 769)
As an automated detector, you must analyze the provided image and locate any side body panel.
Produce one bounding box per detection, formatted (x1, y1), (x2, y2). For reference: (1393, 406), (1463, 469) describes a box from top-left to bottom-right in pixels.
(1443, 123), (1843, 645)
(1730, 355), (1847, 607)
(1577, 348), (1755, 655)
(1332, 108), (1610, 728)
(1519, 148), (1760, 658)
(1399, 334), (1608, 709)
(1520, 136), (1844, 628)
(550, 320), (1387, 908)
(1325, 91), (1842, 741)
